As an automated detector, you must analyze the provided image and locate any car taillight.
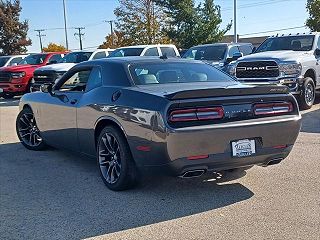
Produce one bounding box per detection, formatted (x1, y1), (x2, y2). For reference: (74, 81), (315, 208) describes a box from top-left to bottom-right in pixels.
(253, 102), (293, 116)
(169, 107), (224, 122)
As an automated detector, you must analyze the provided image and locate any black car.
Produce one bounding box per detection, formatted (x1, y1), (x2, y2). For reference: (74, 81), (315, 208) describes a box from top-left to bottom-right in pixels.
(183, 43), (253, 72)
(16, 57), (301, 191)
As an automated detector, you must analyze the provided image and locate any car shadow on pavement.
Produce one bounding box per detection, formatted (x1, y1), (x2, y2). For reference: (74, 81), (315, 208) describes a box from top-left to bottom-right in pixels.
(0, 142), (253, 239)
(0, 97), (20, 107)
(300, 108), (320, 134)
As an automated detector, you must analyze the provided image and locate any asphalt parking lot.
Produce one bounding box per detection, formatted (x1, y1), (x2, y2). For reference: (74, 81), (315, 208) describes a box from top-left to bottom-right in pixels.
(0, 96), (319, 240)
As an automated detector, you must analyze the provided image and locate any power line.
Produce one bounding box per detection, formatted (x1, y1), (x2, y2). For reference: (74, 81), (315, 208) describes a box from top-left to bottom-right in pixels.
(74, 27), (85, 50)
(240, 25), (307, 36)
(34, 29), (46, 52)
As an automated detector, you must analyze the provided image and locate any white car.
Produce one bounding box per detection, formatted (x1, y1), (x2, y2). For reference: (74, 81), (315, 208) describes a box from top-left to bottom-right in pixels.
(31, 49), (113, 91)
(109, 44), (180, 57)
(0, 55), (28, 68)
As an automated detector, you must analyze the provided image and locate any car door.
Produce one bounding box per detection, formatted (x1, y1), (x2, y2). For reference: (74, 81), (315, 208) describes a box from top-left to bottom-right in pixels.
(316, 36), (320, 85)
(39, 66), (92, 152)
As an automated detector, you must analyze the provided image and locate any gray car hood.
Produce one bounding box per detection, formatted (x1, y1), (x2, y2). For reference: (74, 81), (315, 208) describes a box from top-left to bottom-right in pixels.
(238, 50), (310, 62)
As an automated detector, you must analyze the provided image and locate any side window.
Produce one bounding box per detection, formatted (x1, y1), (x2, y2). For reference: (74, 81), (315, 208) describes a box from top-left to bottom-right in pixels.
(238, 45), (253, 55)
(48, 54), (62, 64)
(144, 47), (159, 56)
(92, 51), (107, 60)
(160, 47), (177, 57)
(228, 46), (240, 57)
(317, 37), (320, 48)
(58, 70), (91, 92)
(86, 67), (102, 92)
(9, 57), (23, 66)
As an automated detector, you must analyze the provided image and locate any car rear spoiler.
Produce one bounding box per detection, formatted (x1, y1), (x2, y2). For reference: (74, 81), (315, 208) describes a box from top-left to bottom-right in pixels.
(164, 85), (289, 100)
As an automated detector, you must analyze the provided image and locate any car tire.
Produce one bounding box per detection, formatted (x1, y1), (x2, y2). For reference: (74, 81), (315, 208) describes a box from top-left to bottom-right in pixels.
(298, 77), (315, 110)
(2, 93), (14, 99)
(16, 107), (47, 151)
(97, 126), (139, 191)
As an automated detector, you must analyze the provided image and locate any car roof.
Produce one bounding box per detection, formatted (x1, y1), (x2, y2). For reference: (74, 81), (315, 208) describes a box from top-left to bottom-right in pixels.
(117, 44), (176, 49)
(76, 56), (203, 66)
(189, 42), (252, 48)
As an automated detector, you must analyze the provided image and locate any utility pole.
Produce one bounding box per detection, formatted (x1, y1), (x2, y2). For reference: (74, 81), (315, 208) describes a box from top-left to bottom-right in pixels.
(34, 29), (46, 52)
(74, 27), (85, 50)
(63, 0), (69, 50)
(104, 20), (114, 46)
(233, 0), (237, 43)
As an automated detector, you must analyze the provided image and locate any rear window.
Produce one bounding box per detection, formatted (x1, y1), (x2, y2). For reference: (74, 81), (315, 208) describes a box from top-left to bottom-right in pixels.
(129, 62), (233, 85)
(160, 47), (177, 57)
(183, 45), (227, 61)
(109, 48), (144, 57)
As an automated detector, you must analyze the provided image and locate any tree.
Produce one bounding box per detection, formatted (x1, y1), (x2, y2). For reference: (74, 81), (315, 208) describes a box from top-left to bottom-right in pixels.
(114, 0), (168, 45)
(156, 0), (231, 49)
(42, 43), (67, 52)
(0, 0), (31, 55)
(306, 0), (320, 32)
(98, 30), (128, 49)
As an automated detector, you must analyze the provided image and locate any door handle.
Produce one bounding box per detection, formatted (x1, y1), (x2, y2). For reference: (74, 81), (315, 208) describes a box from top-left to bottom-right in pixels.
(70, 99), (78, 104)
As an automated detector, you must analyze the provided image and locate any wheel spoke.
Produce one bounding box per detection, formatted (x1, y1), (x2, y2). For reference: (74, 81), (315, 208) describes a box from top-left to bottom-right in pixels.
(99, 158), (109, 166)
(99, 150), (110, 157)
(21, 132), (31, 138)
(106, 134), (115, 152)
(102, 136), (113, 154)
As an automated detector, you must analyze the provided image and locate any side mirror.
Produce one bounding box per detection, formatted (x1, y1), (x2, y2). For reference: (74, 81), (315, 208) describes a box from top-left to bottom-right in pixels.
(226, 52), (243, 63)
(315, 48), (320, 57)
(40, 83), (53, 95)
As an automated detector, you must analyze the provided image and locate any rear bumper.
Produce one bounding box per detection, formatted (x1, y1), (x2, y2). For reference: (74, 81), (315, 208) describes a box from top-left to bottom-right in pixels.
(131, 115), (301, 176)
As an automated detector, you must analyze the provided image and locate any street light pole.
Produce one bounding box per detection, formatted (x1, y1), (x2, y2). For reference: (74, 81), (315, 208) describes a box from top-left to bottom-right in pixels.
(63, 0), (69, 50)
(35, 29), (46, 52)
(234, 0), (237, 43)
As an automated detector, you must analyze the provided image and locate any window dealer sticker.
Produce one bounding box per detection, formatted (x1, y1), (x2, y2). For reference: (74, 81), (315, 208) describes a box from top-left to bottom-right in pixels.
(232, 139), (256, 157)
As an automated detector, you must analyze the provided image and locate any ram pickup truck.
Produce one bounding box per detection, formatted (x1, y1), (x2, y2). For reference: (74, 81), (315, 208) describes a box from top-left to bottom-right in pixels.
(0, 52), (65, 99)
(229, 33), (320, 109)
(31, 49), (113, 91)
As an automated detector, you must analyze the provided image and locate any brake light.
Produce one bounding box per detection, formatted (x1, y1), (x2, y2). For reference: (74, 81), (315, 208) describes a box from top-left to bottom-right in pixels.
(169, 107), (224, 122)
(253, 102), (293, 116)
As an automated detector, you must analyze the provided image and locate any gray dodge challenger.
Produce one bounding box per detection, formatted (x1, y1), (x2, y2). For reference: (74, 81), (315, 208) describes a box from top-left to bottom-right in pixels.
(16, 57), (302, 190)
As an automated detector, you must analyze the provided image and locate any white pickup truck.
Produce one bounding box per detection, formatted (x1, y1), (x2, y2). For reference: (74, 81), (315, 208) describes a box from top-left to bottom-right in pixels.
(31, 49), (113, 91)
(229, 33), (320, 109)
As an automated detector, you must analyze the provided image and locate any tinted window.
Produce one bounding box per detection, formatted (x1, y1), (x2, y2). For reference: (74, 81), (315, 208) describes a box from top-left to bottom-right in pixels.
(102, 63), (131, 86)
(92, 51), (107, 60)
(183, 46), (227, 61)
(48, 54), (63, 64)
(130, 62), (233, 85)
(238, 45), (253, 55)
(60, 52), (93, 63)
(228, 46), (240, 57)
(19, 54), (47, 65)
(108, 48), (144, 57)
(58, 70), (91, 92)
(9, 57), (23, 66)
(317, 37), (320, 48)
(256, 35), (315, 52)
(86, 67), (102, 91)
(0, 56), (10, 67)
(144, 47), (159, 56)
(160, 47), (177, 57)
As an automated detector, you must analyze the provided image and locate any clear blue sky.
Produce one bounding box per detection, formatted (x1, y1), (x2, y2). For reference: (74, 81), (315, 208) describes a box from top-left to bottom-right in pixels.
(20, 0), (309, 52)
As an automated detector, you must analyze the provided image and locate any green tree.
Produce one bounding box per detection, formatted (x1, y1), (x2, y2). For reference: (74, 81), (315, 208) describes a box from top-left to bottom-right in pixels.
(306, 0), (320, 32)
(99, 30), (128, 49)
(114, 0), (168, 45)
(156, 0), (231, 49)
(0, 0), (31, 55)
(42, 43), (67, 52)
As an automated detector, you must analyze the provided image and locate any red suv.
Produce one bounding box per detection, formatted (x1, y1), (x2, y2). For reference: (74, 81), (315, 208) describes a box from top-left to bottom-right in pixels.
(0, 52), (65, 99)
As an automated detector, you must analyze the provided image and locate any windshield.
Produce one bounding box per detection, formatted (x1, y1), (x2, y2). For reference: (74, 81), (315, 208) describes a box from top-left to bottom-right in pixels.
(60, 51), (93, 63)
(129, 62), (233, 85)
(18, 54), (47, 65)
(256, 35), (315, 52)
(183, 45), (227, 61)
(108, 48), (144, 57)
(0, 56), (10, 67)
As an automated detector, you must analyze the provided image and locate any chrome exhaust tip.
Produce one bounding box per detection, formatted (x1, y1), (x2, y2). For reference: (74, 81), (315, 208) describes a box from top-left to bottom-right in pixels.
(180, 169), (205, 178)
(264, 157), (284, 167)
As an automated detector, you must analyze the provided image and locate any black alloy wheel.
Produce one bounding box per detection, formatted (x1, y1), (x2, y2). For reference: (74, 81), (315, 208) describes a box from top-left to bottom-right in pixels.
(16, 107), (46, 150)
(97, 126), (138, 191)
